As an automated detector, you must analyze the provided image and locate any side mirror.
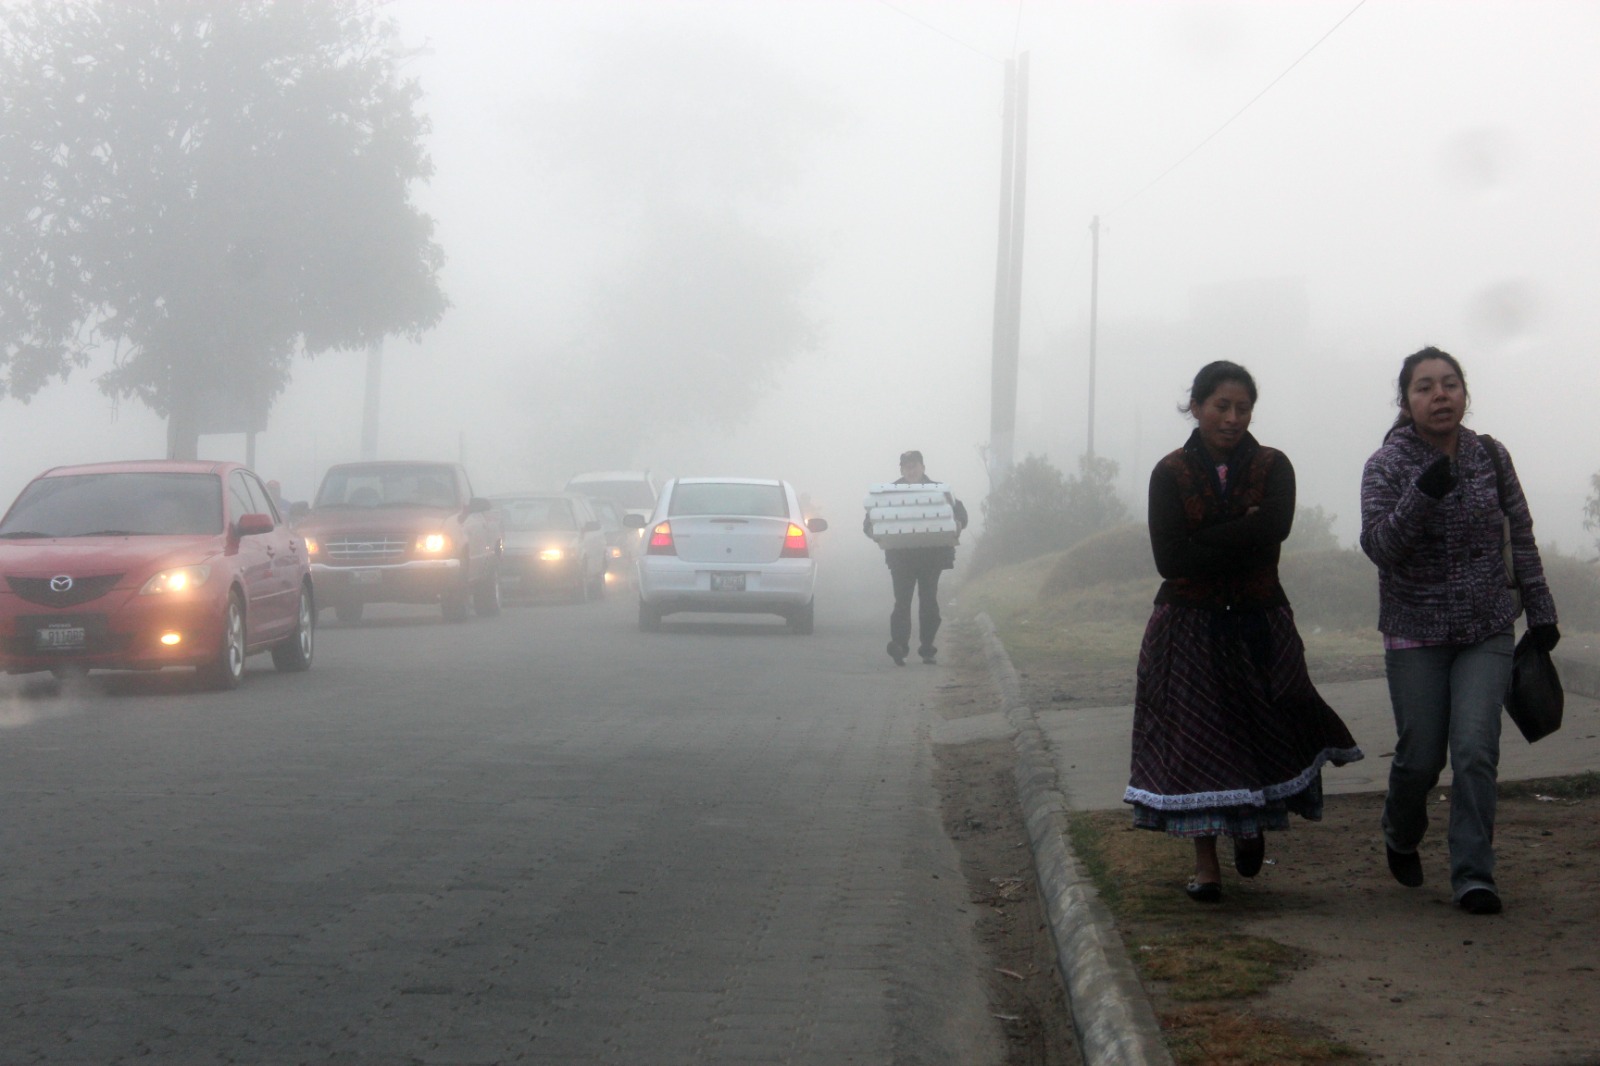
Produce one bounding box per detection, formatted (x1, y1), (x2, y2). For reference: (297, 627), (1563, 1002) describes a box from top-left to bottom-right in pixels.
(583, 520), (601, 532)
(467, 497), (492, 514)
(806, 518), (829, 533)
(236, 513), (275, 538)
(289, 501), (310, 520)
(623, 513), (647, 530)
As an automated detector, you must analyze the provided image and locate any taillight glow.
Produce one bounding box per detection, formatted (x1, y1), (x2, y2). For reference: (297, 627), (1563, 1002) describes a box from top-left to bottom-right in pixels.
(781, 523), (809, 558)
(647, 522), (676, 556)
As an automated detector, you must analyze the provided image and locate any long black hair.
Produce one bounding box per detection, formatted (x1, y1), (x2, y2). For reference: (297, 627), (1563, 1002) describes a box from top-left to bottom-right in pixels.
(1389, 346), (1469, 433)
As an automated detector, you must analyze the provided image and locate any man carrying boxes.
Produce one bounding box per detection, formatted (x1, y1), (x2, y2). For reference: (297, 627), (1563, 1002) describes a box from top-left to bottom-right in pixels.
(862, 450), (969, 665)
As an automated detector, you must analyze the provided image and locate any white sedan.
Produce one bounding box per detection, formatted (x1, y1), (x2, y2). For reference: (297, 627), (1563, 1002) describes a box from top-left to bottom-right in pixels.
(624, 478), (827, 633)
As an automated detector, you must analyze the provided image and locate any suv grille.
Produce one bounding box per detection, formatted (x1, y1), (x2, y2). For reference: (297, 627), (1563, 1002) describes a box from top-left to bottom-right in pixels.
(325, 534), (409, 563)
(6, 574), (124, 608)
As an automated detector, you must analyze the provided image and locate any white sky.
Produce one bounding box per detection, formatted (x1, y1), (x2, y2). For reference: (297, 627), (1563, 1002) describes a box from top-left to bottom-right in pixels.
(6, 0), (1598, 553)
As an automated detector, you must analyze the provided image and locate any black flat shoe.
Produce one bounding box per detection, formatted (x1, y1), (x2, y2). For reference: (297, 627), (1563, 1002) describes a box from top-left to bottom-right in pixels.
(1234, 835), (1265, 878)
(1386, 844), (1424, 888)
(886, 641), (907, 666)
(1185, 879), (1222, 903)
(1459, 888), (1502, 915)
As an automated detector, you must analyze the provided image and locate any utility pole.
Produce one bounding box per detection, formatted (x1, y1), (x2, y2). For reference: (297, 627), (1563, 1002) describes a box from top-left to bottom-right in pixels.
(987, 52), (1030, 491)
(360, 341), (382, 461)
(1087, 214), (1101, 460)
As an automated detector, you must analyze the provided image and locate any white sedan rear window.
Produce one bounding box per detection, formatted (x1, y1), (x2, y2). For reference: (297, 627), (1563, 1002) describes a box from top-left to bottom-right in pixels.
(668, 483), (788, 519)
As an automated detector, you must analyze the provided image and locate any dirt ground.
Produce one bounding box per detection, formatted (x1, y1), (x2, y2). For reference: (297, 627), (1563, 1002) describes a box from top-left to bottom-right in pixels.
(939, 631), (1600, 1066)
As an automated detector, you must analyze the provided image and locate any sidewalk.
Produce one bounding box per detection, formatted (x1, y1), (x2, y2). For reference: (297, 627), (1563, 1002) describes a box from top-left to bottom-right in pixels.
(981, 618), (1600, 1066)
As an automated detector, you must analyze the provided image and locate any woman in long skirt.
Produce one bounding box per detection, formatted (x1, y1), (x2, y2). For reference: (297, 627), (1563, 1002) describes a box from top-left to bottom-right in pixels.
(1125, 361), (1363, 902)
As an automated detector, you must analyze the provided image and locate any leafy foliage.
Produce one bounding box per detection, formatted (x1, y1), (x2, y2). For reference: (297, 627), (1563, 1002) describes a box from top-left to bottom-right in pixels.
(0, 0), (447, 453)
(1284, 504), (1340, 553)
(1584, 471), (1600, 558)
(972, 453), (1130, 573)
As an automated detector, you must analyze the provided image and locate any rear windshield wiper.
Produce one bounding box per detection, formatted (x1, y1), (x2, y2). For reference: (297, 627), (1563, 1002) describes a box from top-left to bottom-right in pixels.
(0, 530), (55, 539)
(71, 529), (141, 537)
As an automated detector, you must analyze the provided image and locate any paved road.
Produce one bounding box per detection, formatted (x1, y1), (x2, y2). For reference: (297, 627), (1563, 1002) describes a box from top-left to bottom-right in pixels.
(0, 554), (1002, 1064)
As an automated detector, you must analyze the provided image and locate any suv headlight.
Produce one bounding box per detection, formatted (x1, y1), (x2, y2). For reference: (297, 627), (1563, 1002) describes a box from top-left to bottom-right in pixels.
(415, 533), (452, 554)
(140, 565), (212, 595)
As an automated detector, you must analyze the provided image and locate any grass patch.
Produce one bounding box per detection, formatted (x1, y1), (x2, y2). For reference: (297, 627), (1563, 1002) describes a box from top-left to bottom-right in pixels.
(1163, 1006), (1363, 1065)
(1135, 932), (1299, 1001)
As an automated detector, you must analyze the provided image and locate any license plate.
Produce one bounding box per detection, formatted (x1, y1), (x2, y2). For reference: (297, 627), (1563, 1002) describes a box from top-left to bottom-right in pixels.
(350, 569), (382, 586)
(36, 625), (86, 650)
(710, 572), (746, 592)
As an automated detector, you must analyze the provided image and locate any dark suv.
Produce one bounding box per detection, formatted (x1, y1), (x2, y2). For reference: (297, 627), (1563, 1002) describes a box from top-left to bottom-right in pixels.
(295, 461), (502, 623)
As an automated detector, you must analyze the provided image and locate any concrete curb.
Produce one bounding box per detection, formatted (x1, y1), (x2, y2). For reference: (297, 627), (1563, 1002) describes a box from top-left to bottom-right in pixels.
(975, 613), (1174, 1066)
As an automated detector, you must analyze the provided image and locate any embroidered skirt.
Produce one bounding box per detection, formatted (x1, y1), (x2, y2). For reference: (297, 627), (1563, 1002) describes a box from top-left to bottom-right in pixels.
(1125, 603), (1363, 839)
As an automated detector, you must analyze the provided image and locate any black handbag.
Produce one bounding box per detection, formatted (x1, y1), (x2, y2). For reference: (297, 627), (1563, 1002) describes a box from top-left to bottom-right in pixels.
(1506, 629), (1564, 743)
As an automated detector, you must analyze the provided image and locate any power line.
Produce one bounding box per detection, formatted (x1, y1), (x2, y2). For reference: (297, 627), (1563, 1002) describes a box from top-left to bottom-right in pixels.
(873, 0), (1006, 65)
(1108, 0), (1370, 217)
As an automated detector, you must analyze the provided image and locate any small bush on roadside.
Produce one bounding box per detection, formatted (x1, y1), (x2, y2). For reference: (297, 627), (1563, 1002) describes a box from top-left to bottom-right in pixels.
(1280, 550), (1378, 632)
(971, 453), (1129, 574)
(1542, 551), (1600, 632)
(1041, 524), (1151, 597)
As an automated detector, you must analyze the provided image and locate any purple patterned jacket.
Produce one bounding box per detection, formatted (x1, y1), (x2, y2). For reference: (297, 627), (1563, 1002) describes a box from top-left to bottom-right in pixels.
(1359, 424), (1557, 643)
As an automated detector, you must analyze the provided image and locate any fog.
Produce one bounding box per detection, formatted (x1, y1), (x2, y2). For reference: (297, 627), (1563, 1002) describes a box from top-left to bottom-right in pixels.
(6, 1), (1598, 556)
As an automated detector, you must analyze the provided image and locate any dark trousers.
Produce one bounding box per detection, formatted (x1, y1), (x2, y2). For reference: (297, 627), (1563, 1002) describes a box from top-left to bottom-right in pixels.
(889, 566), (942, 652)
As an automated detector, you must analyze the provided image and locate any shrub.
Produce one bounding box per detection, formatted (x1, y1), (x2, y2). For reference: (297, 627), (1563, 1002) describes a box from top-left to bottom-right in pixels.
(1041, 524), (1152, 596)
(1543, 551), (1600, 632)
(1279, 549), (1377, 631)
(971, 453), (1130, 574)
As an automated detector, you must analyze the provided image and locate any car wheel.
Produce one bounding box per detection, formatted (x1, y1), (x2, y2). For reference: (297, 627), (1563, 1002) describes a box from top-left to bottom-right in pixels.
(571, 569), (590, 605)
(334, 601), (364, 625)
(638, 600), (660, 632)
(442, 564), (471, 622)
(787, 598), (815, 635)
(271, 583), (315, 672)
(473, 564), (502, 617)
(200, 592), (247, 690)
(588, 563), (605, 599)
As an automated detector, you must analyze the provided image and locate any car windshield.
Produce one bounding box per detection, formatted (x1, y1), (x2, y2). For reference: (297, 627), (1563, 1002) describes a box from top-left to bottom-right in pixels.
(500, 498), (577, 532)
(316, 466), (458, 509)
(0, 472), (224, 537)
(569, 479), (654, 509)
(668, 483), (788, 519)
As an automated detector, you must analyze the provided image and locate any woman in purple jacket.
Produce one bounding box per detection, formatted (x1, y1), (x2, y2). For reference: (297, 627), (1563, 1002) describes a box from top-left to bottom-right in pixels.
(1360, 346), (1559, 916)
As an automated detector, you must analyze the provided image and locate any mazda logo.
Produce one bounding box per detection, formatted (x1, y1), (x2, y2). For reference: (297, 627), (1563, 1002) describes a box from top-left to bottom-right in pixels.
(50, 575), (73, 592)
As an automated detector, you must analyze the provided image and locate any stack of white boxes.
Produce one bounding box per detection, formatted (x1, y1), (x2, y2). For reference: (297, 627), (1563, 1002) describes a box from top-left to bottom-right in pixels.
(863, 483), (960, 548)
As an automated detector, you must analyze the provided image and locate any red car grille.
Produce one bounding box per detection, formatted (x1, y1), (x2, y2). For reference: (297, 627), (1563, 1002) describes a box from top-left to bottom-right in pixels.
(6, 574), (124, 608)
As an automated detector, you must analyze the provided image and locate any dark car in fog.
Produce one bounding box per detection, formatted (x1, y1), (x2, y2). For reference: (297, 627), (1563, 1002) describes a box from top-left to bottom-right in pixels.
(494, 493), (608, 603)
(584, 495), (635, 591)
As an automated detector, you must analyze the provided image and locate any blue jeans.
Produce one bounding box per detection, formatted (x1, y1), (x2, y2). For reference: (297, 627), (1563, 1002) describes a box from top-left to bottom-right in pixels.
(1382, 633), (1513, 900)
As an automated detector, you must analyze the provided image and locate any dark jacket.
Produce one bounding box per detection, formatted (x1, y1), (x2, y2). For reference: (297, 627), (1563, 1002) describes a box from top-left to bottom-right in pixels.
(1359, 424), (1556, 643)
(863, 476), (969, 572)
(1148, 430), (1294, 611)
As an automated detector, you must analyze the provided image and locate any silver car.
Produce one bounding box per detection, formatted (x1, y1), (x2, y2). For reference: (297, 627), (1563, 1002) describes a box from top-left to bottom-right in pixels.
(625, 478), (827, 633)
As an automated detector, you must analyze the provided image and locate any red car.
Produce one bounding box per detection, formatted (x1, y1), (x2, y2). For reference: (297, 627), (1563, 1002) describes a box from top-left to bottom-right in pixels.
(0, 460), (314, 688)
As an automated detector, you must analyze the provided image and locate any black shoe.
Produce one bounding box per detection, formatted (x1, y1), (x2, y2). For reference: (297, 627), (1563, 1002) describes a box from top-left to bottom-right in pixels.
(1386, 844), (1424, 888)
(1459, 888), (1502, 915)
(886, 641), (907, 666)
(1234, 835), (1265, 878)
(1185, 879), (1222, 903)
(918, 645), (937, 664)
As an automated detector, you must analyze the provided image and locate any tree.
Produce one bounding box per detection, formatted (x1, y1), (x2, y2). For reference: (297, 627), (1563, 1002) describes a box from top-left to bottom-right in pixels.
(0, 0), (447, 457)
(973, 453), (1130, 572)
(1584, 471), (1600, 559)
(1285, 504), (1340, 553)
